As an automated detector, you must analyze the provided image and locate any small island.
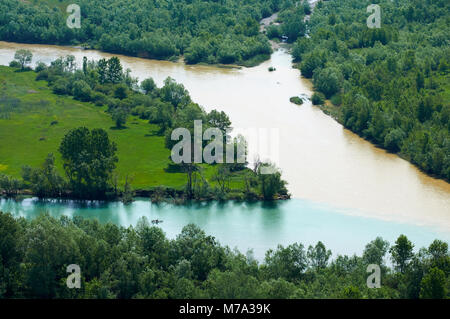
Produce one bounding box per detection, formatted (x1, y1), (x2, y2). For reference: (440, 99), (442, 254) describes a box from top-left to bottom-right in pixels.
(289, 96), (303, 105)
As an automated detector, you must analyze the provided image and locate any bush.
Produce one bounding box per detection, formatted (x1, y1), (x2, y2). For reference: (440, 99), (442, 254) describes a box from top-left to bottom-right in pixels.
(92, 92), (108, 106)
(311, 92), (325, 105)
(330, 93), (342, 106)
(35, 70), (49, 81)
(384, 128), (405, 152)
(72, 80), (92, 102)
(112, 107), (128, 128)
(289, 96), (303, 105)
(34, 62), (47, 73)
(9, 61), (21, 68)
(266, 25), (281, 39)
(313, 67), (343, 98)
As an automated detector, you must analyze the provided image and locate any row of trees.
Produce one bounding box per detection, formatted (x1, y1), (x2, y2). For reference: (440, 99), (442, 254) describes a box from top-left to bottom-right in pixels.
(291, 0), (449, 180)
(0, 212), (448, 298)
(0, 0), (302, 65)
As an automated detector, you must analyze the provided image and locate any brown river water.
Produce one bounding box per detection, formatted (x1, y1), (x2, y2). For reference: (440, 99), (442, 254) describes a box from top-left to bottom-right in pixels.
(0, 41), (449, 232)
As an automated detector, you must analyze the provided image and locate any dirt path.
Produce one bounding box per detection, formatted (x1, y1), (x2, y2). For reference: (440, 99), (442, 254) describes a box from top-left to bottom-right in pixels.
(260, 12), (280, 50)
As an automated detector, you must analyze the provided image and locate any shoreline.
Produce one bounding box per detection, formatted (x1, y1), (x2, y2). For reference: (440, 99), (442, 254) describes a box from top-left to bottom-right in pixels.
(0, 189), (291, 203)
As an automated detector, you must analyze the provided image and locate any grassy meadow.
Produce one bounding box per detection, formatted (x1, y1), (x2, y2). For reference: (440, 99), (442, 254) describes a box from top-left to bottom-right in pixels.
(0, 65), (211, 190)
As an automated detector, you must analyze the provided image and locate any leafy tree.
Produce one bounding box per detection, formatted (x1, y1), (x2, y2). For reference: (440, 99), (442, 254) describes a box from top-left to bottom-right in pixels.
(307, 241), (332, 270)
(340, 286), (362, 299)
(419, 267), (446, 299)
(390, 235), (414, 273)
(0, 212), (22, 298)
(311, 92), (325, 105)
(313, 67), (343, 98)
(264, 243), (308, 282)
(58, 127), (118, 198)
(112, 107), (128, 128)
(107, 57), (123, 84)
(427, 240), (450, 272)
(141, 78), (156, 94)
(362, 237), (390, 266)
(14, 49), (32, 70)
(160, 77), (191, 109)
(21, 153), (66, 198)
(384, 128), (405, 153)
(72, 80), (92, 102)
(258, 164), (287, 200)
(114, 84), (128, 100)
(0, 174), (21, 196)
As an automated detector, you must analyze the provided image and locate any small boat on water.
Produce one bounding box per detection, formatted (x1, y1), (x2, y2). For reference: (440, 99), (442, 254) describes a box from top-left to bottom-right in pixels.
(151, 219), (163, 224)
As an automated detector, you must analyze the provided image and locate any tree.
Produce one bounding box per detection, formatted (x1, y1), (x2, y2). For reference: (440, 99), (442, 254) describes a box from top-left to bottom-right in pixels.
(14, 49), (32, 70)
(307, 241), (332, 270)
(141, 78), (156, 94)
(362, 237), (390, 266)
(390, 235), (414, 273)
(0, 174), (21, 196)
(340, 286), (362, 299)
(258, 164), (287, 200)
(419, 267), (446, 299)
(212, 164), (231, 195)
(21, 153), (66, 198)
(114, 84), (128, 100)
(97, 58), (108, 84)
(160, 77), (191, 109)
(313, 67), (343, 98)
(72, 80), (92, 102)
(264, 243), (308, 282)
(427, 240), (449, 271)
(58, 127), (118, 198)
(384, 128), (405, 153)
(107, 57), (123, 84)
(0, 212), (22, 298)
(206, 110), (232, 135)
(112, 107), (128, 128)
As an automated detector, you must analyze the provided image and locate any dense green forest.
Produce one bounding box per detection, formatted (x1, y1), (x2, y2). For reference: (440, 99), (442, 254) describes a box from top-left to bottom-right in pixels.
(0, 211), (448, 298)
(1, 54), (289, 201)
(0, 0), (298, 65)
(285, 0), (449, 180)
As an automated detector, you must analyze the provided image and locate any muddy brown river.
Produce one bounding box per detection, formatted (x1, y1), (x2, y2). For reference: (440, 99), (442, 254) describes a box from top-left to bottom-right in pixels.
(0, 41), (449, 233)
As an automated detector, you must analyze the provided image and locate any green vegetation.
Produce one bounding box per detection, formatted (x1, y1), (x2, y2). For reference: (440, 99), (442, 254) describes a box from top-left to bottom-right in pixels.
(311, 92), (325, 105)
(290, 0), (450, 181)
(0, 211), (448, 298)
(59, 127), (118, 199)
(0, 65), (186, 190)
(264, 5), (308, 43)
(289, 96), (303, 105)
(0, 0), (296, 66)
(0, 54), (289, 201)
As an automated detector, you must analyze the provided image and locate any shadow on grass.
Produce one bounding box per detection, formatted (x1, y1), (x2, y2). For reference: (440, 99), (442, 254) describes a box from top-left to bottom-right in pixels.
(164, 163), (183, 173)
(109, 126), (128, 130)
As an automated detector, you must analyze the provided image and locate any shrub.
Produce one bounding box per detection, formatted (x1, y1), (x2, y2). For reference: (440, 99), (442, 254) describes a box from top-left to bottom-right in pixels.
(9, 61), (21, 68)
(311, 92), (325, 105)
(289, 96), (303, 105)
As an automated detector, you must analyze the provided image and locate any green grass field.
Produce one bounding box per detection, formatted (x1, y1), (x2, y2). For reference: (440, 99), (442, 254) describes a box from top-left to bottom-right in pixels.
(0, 66), (194, 190)
(0, 66), (249, 192)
